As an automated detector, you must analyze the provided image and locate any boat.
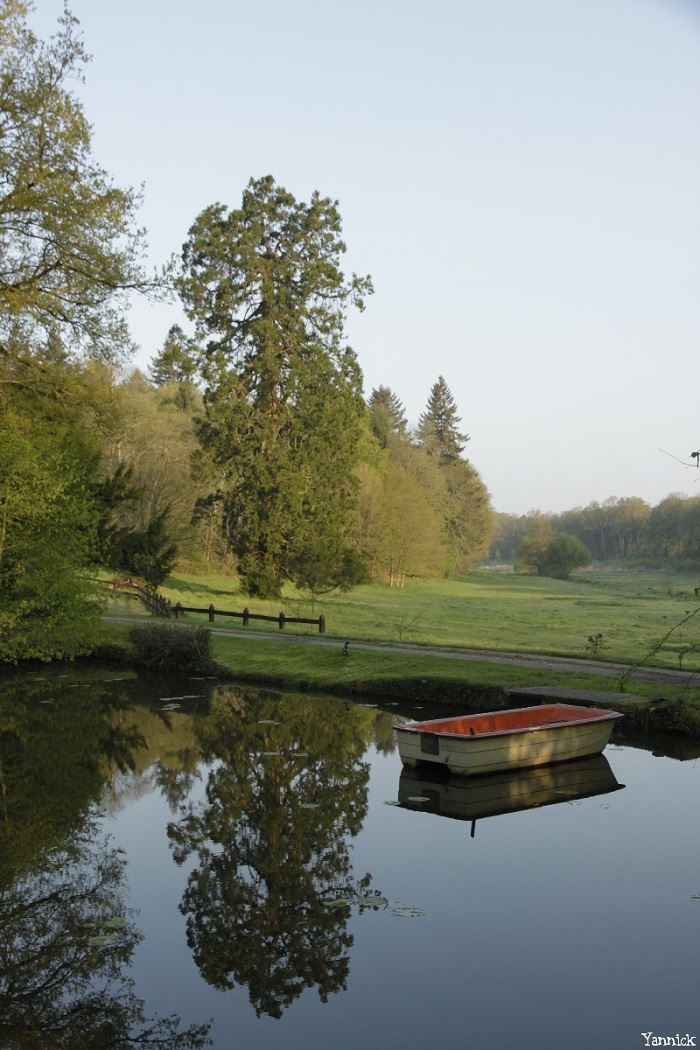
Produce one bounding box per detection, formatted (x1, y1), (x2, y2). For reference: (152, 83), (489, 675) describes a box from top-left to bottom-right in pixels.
(393, 702), (623, 777)
(397, 754), (624, 830)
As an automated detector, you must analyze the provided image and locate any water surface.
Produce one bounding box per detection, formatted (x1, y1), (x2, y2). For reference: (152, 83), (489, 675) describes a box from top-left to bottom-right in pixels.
(0, 667), (697, 1049)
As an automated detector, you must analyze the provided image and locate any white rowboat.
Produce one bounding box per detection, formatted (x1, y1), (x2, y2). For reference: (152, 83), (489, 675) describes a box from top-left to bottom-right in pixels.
(394, 703), (623, 777)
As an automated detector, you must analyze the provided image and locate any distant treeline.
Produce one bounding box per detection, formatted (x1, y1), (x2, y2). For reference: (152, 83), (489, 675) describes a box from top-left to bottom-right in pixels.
(488, 495), (700, 565)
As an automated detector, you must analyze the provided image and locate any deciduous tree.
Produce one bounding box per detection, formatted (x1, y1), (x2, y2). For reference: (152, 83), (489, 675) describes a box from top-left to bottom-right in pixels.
(0, 1), (160, 360)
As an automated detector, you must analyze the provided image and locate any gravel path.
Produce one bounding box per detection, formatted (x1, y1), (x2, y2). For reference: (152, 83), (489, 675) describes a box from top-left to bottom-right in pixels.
(105, 616), (696, 687)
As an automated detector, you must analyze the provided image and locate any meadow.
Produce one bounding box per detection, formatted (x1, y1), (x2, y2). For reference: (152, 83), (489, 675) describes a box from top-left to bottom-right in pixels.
(148, 567), (700, 666)
(104, 567), (700, 715)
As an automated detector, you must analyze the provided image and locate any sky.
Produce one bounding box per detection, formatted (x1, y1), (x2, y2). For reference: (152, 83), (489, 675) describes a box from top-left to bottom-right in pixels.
(30, 0), (700, 515)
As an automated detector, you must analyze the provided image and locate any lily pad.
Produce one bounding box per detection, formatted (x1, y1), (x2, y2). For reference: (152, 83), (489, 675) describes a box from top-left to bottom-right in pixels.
(104, 916), (128, 929)
(361, 893), (388, 907)
(392, 906), (425, 918)
(299, 802), (319, 810)
(86, 933), (121, 947)
(322, 897), (353, 909)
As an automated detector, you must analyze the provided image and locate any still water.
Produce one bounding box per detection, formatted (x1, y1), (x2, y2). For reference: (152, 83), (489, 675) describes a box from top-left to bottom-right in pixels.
(1, 666), (698, 1050)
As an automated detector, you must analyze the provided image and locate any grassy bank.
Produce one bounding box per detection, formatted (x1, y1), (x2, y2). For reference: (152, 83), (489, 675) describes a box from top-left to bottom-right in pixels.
(111, 566), (700, 669)
(103, 566), (700, 740)
(101, 579), (700, 736)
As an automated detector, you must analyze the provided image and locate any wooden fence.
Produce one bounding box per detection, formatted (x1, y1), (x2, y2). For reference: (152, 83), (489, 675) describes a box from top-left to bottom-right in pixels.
(172, 602), (326, 633)
(108, 578), (170, 617)
(108, 577), (326, 633)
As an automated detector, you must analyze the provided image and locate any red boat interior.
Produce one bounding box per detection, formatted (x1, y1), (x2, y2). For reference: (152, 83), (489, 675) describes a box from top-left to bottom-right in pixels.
(401, 703), (621, 738)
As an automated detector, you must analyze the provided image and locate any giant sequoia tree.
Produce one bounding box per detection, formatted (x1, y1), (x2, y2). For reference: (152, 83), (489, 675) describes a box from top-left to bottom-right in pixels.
(177, 176), (372, 598)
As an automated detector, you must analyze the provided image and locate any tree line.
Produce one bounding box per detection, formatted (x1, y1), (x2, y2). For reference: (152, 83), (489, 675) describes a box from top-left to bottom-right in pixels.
(489, 494), (700, 568)
(0, 3), (492, 661)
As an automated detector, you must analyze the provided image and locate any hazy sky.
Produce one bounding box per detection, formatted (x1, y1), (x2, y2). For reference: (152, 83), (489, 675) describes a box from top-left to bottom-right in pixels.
(31, 0), (700, 515)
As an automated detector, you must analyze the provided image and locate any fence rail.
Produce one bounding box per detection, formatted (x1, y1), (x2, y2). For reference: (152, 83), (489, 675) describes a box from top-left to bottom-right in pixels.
(173, 602), (326, 633)
(108, 578), (170, 617)
(108, 578), (326, 633)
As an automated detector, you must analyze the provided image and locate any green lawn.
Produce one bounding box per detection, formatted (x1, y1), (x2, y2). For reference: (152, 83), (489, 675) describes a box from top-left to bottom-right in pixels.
(101, 568), (700, 732)
(137, 567), (700, 672)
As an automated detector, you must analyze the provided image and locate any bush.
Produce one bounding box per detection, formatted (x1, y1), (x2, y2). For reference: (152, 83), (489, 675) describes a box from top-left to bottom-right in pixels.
(516, 531), (592, 580)
(128, 623), (214, 673)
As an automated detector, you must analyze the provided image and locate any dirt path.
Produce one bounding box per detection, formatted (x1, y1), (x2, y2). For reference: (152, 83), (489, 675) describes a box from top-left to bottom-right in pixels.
(105, 616), (695, 687)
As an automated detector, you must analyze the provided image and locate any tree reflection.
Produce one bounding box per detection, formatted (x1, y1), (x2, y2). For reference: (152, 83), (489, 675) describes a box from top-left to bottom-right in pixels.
(0, 675), (147, 885)
(0, 820), (210, 1048)
(0, 674), (211, 1048)
(168, 687), (380, 1018)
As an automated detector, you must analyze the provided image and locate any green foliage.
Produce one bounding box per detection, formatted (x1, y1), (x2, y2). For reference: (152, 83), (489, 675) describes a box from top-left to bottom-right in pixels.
(412, 376), (492, 574)
(488, 494), (700, 566)
(0, 1), (158, 360)
(416, 375), (468, 463)
(107, 509), (178, 588)
(288, 537), (370, 605)
(441, 455), (493, 574)
(128, 622), (214, 672)
(0, 3), (174, 662)
(167, 685), (377, 1017)
(543, 533), (593, 579)
(367, 385), (408, 448)
(516, 527), (592, 579)
(148, 324), (200, 411)
(0, 404), (103, 662)
(178, 175), (373, 598)
(362, 464), (446, 585)
(149, 324), (198, 386)
(584, 632), (609, 654)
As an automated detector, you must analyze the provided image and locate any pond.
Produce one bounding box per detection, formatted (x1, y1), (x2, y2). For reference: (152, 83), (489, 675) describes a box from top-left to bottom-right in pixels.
(1, 666), (698, 1050)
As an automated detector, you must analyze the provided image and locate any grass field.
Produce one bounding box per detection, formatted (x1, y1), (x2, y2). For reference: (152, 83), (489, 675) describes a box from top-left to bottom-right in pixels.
(136, 566), (700, 671)
(102, 568), (700, 728)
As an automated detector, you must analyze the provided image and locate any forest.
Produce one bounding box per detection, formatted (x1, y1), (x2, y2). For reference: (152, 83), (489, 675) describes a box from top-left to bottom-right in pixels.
(488, 494), (700, 568)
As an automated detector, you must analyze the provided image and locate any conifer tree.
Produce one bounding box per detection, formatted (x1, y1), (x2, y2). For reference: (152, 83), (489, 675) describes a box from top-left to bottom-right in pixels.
(415, 376), (492, 571)
(368, 386), (408, 448)
(177, 176), (372, 598)
(416, 376), (468, 462)
(149, 325), (198, 387)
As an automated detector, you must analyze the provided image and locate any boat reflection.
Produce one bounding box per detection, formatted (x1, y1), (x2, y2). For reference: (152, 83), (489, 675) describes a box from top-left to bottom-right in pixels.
(397, 754), (625, 836)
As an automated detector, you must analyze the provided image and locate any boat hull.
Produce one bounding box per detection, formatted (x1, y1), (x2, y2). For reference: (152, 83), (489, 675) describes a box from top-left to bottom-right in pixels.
(394, 703), (622, 777)
(398, 754), (624, 820)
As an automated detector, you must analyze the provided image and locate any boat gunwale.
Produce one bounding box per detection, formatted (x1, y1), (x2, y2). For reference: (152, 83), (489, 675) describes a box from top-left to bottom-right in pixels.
(394, 703), (623, 742)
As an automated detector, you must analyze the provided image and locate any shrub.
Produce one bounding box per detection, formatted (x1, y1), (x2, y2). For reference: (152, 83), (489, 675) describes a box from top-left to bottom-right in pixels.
(516, 531), (592, 580)
(128, 623), (214, 673)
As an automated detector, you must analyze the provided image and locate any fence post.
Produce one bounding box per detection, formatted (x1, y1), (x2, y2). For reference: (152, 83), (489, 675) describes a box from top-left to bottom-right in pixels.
(208, 603), (215, 623)
(166, 599), (172, 619)
(243, 607), (249, 626)
(278, 611), (285, 630)
(175, 602), (182, 620)
(318, 614), (326, 634)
